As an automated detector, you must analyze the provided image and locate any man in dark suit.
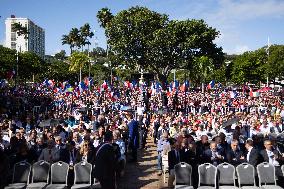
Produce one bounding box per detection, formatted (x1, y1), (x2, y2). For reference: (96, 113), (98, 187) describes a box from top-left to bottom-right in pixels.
(196, 135), (210, 163)
(226, 139), (245, 166)
(65, 141), (78, 164)
(181, 141), (199, 188)
(153, 116), (160, 144)
(168, 139), (181, 187)
(53, 135), (68, 162)
(214, 135), (227, 157)
(245, 138), (259, 167)
(127, 113), (139, 162)
(203, 141), (224, 166)
(65, 141), (79, 187)
(94, 131), (116, 189)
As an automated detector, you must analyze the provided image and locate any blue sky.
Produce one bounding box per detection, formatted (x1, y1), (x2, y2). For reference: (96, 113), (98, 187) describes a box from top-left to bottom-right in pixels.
(1, 0), (284, 55)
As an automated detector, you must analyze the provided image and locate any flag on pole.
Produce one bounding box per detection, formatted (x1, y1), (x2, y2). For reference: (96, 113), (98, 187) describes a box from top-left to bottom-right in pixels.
(207, 80), (215, 89)
(249, 88), (259, 97)
(101, 80), (108, 90)
(229, 91), (238, 98)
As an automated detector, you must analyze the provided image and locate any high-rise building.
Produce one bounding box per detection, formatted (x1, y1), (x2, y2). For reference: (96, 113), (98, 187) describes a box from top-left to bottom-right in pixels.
(5, 15), (45, 58)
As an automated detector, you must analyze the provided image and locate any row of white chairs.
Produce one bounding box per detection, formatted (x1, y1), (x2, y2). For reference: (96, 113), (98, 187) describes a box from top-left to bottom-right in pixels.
(174, 162), (284, 189)
(4, 160), (99, 189)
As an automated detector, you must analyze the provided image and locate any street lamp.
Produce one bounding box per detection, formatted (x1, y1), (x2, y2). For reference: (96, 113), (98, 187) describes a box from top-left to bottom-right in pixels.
(266, 38), (270, 87)
(103, 61), (112, 85)
(225, 60), (231, 86)
(15, 42), (22, 88)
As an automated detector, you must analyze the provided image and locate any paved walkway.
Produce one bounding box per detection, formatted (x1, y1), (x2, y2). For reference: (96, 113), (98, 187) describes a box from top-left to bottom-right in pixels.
(117, 138), (169, 189)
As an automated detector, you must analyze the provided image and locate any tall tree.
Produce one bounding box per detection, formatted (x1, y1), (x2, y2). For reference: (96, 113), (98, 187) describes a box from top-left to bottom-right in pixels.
(68, 51), (89, 82)
(231, 49), (266, 84)
(97, 6), (223, 87)
(54, 50), (66, 60)
(79, 23), (94, 51)
(263, 45), (284, 82)
(0, 45), (17, 79)
(18, 51), (45, 81)
(62, 34), (74, 54)
(62, 24), (94, 54)
(11, 23), (29, 39)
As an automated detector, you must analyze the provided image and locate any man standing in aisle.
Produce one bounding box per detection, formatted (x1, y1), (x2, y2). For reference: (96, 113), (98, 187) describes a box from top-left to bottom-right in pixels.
(127, 113), (139, 162)
(94, 131), (116, 189)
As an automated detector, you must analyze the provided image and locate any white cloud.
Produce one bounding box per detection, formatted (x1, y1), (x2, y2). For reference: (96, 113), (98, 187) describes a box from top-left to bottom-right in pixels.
(176, 0), (284, 54)
(215, 0), (284, 22)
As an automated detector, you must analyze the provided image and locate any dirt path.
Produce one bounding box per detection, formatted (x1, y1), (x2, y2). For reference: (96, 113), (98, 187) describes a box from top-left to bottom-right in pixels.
(117, 138), (169, 189)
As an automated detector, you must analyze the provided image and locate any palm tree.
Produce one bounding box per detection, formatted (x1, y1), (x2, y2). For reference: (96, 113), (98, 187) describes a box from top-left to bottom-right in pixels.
(62, 28), (81, 54)
(69, 28), (81, 51)
(62, 34), (73, 54)
(80, 23), (94, 52)
(12, 23), (29, 39)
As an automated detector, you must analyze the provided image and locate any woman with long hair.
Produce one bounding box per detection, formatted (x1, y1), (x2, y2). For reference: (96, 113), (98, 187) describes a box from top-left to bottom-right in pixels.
(76, 140), (95, 164)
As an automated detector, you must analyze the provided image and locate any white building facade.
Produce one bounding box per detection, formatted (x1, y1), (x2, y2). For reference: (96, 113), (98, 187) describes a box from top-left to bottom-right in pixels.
(5, 16), (45, 58)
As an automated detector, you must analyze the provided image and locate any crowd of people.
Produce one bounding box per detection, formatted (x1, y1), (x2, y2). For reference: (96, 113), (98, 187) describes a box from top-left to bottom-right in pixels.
(0, 81), (283, 188)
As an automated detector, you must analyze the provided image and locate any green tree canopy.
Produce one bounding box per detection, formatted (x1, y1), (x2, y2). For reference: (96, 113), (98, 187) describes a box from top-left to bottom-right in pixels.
(97, 6), (223, 86)
(0, 45), (16, 78)
(231, 49), (266, 84)
(54, 50), (66, 61)
(68, 51), (89, 72)
(264, 45), (284, 81)
(18, 51), (45, 80)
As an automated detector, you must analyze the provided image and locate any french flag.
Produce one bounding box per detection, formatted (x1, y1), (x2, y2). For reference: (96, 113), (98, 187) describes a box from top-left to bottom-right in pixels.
(173, 80), (179, 89)
(207, 80), (215, 89)
(84, 77), (93, 87)
(124, 81), (132, 89)
(249, 88), (259, 97)
(180, 80), (190, 92)
(229, 91), (238, 98)
(101, 80), (108, 90)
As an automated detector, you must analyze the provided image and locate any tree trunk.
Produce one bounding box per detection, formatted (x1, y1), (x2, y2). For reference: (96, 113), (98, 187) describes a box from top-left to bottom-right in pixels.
(79, 67), (82, 83)
(202, 82), (205, 93)
(157, 73), (168, 91)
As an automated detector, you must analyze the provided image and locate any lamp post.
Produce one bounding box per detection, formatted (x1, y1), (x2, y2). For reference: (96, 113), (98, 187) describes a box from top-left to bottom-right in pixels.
(110, 61), (112, 85)
(225, 60), (231, 86)
(15, 43), (21, 88)
(266, 38), (270, 87)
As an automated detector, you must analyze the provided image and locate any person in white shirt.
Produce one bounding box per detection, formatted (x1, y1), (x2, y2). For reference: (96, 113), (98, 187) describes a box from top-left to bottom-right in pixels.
(259, 120), (270, 135)
(260, 140), (284, 178)
(0, 131), (10, 151)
